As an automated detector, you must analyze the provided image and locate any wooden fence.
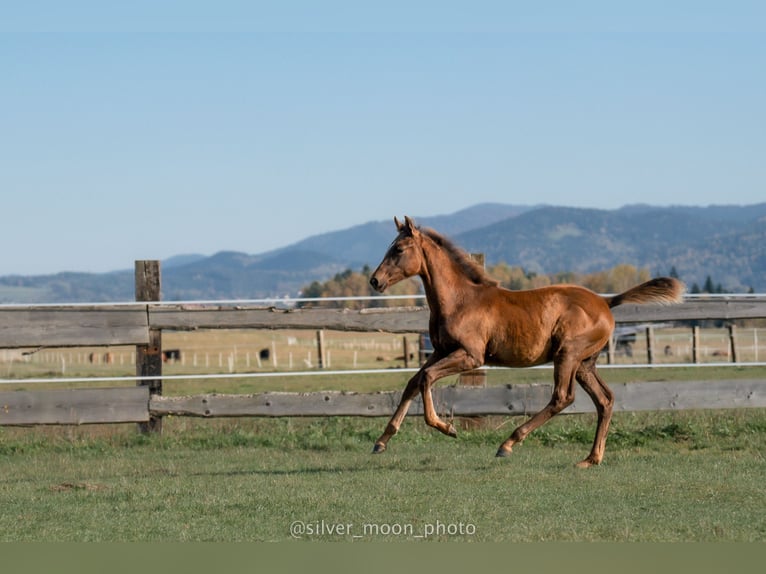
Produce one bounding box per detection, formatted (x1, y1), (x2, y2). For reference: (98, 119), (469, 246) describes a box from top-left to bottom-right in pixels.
(1, 261), (766, 429)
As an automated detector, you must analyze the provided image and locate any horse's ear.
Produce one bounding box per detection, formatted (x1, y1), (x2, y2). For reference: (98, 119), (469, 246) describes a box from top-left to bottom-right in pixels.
(403, 216), (419, 237)
(395, 216), (418, 236)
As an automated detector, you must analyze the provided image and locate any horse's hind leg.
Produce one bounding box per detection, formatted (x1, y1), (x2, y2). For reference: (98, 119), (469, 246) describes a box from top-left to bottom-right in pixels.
(574, 355), (614, 468)
(496, 356), (578, 457)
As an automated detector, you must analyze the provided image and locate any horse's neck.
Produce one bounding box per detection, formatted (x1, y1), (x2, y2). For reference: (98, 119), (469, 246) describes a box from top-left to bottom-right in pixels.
(420, 242), (471, 313)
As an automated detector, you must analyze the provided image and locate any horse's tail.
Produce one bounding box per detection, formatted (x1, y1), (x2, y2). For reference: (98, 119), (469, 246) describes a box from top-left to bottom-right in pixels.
(605, 277), (685, 309)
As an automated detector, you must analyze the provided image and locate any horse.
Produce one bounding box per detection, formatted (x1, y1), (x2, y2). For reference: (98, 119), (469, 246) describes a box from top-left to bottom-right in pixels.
(369, 216), (685, 467)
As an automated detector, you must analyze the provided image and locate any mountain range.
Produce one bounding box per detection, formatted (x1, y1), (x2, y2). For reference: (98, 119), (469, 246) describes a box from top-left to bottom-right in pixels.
(2, 203), (765, 303)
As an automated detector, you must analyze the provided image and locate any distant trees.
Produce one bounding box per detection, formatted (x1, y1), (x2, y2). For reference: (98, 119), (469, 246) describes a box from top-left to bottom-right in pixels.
(301, 267), (373, 301)
(482, 263), (651, 294)
(488, 264), (551, 290)
(578, 264), (652, 294)
(300, 263), (663, 306)
(689, 274), (728, 295)
(299, 265), (420, 308)
(300, 262), (744, 306)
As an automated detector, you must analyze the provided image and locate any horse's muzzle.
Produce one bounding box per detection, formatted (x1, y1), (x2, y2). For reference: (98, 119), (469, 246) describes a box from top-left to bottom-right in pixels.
(369, 276), (385, 292)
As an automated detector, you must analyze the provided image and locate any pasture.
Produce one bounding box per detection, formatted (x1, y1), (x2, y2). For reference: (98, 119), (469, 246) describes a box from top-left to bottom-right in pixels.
(1, 409), (765, 542)
(2, 322), (766, 543)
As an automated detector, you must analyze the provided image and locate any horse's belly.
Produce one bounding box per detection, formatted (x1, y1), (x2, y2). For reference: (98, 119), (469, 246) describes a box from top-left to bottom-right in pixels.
(486, 342), (551, 368)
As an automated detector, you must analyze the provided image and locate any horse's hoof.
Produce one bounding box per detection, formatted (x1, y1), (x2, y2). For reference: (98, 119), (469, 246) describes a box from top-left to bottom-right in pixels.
(495, 447), (512, 458)
(372, 443), (386, 454)
(575, 458), (597, 469)
(447, 424), (457, 438)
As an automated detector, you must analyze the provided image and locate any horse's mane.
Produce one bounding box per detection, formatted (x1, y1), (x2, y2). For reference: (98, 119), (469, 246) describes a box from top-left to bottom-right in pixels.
(421, 227), (499, 287)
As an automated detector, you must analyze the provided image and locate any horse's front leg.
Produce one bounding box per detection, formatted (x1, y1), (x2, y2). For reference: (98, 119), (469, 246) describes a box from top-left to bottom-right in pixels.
(420, 349), (482, 438)
(372, 365), (428, 453)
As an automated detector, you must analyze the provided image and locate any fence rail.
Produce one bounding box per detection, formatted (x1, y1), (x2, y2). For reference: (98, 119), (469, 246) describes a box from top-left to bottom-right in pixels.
(2, 297), (766, 349)
(149, 379), (766, 418)
(1, 261), (766, 429)
(2, 380), (765, 426)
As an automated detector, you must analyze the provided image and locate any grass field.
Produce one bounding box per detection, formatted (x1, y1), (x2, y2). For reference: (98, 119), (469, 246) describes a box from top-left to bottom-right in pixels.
(1, 409), (765, 542)
(2, 328), (766, 543)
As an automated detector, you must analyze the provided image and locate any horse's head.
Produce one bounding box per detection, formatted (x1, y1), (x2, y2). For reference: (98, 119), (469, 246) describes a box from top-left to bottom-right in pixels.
(369, 216), (424, 292)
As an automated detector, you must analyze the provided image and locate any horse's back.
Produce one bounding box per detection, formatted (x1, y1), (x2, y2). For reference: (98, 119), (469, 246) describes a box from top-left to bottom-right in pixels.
(481, 284), (613, 366)
(495, 283), (610, 315)
(505, 284), (614, 332)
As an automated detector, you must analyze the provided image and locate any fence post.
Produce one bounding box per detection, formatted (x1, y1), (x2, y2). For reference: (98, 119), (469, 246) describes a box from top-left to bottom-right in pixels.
(135, 260), (162, 434)
(692, 326), (700, 363)
(645, 326), (654, 364)
(607, 336), (615, 365)
(403, 336), (410, 369)
(316, 330), (325, 369)
(728, 324), (737, 363)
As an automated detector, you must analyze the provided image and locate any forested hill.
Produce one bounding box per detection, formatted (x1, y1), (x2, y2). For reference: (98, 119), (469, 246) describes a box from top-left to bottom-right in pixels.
(1, 203), (764, 303)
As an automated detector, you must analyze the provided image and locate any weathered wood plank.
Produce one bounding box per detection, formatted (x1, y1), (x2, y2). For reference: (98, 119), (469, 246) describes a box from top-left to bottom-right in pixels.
(0, 306), (150, 348)
(0, 299), (764, 350)
(612, 299), (766, 322)
(0, 387), (150, 426)
(447, 380), (766, 414)
(148, 299), (766, 334)
(151, 390), (405, 417)
(149, 380), (766, 418)
(148, 305), (431, 333)
(2, 380), (762, 427)
(607, 379), (766, 412)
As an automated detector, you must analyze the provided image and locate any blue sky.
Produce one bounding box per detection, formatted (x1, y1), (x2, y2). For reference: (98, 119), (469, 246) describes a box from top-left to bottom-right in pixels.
(1, 1), (764, 275)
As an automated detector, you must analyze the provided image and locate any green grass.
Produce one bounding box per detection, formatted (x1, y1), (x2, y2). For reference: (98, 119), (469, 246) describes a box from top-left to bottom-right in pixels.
(3, 329), (766, 543)
(1, 410), (765, 542)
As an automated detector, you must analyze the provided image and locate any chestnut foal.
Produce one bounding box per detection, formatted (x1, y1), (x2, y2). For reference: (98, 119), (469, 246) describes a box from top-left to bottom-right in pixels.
(369, 216), (684, 467)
